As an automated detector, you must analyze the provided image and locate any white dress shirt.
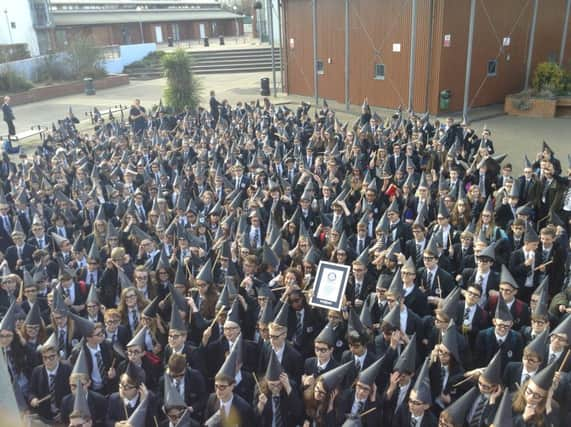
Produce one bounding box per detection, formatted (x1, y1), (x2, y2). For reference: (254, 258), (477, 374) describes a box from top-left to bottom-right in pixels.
(523, 250), (535, 288)
(475, 271), (490, 306)
(351, 398), (367, 415)
(273, 344), (285, 363)
(354, 351), (367, 370)
(88, 345), (103, 386)
(219, 396), (234, 417)
(463, 303), (476, 325)
(399, 308), (409, 334)
(396, 382), (410, 412)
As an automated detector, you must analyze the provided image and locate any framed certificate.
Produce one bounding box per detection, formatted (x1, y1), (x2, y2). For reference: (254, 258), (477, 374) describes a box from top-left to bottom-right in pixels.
(309, 261), (351, 311)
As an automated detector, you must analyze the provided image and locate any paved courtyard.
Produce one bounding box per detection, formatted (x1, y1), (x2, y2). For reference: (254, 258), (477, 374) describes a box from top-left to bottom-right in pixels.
(5, 71), (570, 174)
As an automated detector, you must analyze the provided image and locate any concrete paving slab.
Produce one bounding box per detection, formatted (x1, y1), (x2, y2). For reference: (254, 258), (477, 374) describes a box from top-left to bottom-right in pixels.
(5, 72), (279, 135)
(3, 71), (569, 175)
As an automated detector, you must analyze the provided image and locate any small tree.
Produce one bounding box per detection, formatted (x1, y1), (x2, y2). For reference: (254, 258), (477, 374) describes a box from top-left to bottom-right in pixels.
(162, 49), (201, 112)
(35, 53), (74, 83)
(65, 35), (106, 79)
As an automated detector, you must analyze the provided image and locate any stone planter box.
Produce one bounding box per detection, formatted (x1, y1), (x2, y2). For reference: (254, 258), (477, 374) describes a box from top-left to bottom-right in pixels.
(556, 96), (571, 116)
(8, 74), (130, 106)
(504, 94), (557, 118)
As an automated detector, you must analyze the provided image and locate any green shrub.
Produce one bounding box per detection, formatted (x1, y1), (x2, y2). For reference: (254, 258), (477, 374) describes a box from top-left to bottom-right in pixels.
(532, 62), (567, 94)
(65, 35), (107, 79)
(126, 50), (166, 68)
(33, 54), (75, 83)
(162, 49), (201, 112)
(0, 69), (34, 92)
(147, 51), (166, 61)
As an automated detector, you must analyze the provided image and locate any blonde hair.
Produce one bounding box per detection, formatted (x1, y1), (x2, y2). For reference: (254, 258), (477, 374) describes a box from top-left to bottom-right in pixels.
(269, 323), (287, 334)
(111, 247), (126, 260)
(70, 373), (90, 384)
(104, 308), (121, 320)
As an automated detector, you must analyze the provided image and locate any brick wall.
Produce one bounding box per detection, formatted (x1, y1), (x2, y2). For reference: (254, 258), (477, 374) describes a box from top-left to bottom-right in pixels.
(504, 95), (557, 118)
(8, 74), (129, 106)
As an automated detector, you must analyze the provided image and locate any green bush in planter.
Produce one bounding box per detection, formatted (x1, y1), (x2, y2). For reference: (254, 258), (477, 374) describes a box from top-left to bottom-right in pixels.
(0, 69), (34, 92)
(532, 62), (567, 94)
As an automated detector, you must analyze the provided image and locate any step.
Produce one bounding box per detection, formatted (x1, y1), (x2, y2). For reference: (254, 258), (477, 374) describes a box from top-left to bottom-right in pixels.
(195, 67), (276, 75)
(191, 63), (279, 72)
(188, 48), (278, 56)
(192, 56), (281, 64)
(125, 57), (280, 71)
(127, 65), (277, 75)
(190, 49), (278, 56)
(191, 55), (277, 62)
(192, 59), (280, 67)
(192, 56), (280, 65)
(192, 64), (281, 71)
(125, 49), (278, 62)
(194, 55), (280, 61)
(126, 60), (280, 73)
(128, 66), (277, 79)
(189, 51), (278, 59)
(125, 47), (281, 78)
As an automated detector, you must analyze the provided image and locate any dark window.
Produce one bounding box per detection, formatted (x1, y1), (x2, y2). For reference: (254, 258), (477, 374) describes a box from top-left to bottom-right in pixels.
(374, 63), (385, 80)
(316, 60), (324, 75)
(487, 60), (497, 77)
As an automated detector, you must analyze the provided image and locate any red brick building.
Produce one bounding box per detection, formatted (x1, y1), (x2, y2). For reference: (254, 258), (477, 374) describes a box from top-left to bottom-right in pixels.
(282, 0), (571, 114)
(43, 0), (244, 50)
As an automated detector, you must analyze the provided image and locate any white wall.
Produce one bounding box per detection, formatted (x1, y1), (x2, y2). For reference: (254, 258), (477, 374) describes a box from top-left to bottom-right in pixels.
(0, 53), (65, 81)
(0, 1), (40, 56)
(103, 43), (156, 74)
(0, 43), (156, 80)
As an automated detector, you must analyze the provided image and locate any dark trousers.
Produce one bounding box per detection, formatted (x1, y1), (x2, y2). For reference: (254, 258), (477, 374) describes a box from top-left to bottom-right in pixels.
(133, 123), (145, 139)
(5, 120), (15, 137)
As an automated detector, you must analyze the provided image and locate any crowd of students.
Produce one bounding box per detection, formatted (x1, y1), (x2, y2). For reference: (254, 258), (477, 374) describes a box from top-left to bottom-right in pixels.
(0, 95), (570, 427)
